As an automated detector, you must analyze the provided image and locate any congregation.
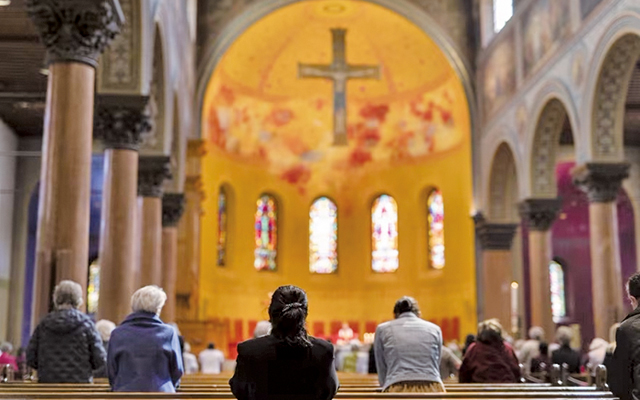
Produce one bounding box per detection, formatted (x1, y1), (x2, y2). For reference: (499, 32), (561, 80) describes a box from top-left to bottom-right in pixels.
(2, 278), (640, 400)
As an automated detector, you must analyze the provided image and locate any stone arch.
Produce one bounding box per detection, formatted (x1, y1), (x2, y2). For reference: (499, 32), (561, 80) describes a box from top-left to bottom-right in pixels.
(588, 18), (640, 161)
(488, 142), (519, 222)
(530, 98), (575, 198)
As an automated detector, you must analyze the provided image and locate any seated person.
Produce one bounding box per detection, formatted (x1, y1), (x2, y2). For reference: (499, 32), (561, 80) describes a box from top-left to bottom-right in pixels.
(199, 343), (225, 374)
(459, 319), (520, 383)
(552, 326), (581, 374)
(230, 285), (338, 400)
(27, 280), (105, 383)
(531, 342), (552, 377)
(108, 285), (184, 392)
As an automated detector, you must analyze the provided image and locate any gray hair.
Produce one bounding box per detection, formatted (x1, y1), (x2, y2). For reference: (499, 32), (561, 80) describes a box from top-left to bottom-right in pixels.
(0, 342), (13, 354)
(53, 280), (84, 309)
(95, 320), (116, 342)
(131, 285), (167, 314)
(529, 326), (545, 341)
(556, 326), (573, 346)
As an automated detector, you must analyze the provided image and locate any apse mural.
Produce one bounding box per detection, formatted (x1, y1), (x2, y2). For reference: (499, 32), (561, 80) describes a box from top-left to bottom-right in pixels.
(254, 195), (278, 271)
(371, 195), (398, 273)
(202, 0), (468, 193)
(217, 187), (228, 267)
(428, 189), (445, 269)
(309, 197), (338, 274)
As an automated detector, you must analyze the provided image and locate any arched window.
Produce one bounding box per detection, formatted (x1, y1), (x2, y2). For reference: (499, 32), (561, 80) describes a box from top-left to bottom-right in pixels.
(309, 197), (338, 274)
(371, 195), (399, 273)
(254, 194), (277, 271)
(493, 0), (513, 32)
(217, 187), (228, 267)
(428, 189), (445, 269)
(549, 260), (567, 321)
(87, 259), (100, 314)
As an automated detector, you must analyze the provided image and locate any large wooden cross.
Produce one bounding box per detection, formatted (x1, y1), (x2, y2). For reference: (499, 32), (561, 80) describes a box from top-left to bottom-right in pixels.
(298, 28), (381, 146)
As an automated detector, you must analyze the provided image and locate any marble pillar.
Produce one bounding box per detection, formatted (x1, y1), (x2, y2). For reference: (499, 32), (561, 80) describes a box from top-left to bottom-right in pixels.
(138, 156), (171, 288)
(176, 140), (206, 321)
(519, 198), (562, 339)
(475, 214), (519, 331)
(161, 193), (185, 323)
(94, 95), (150, 323)
(27, 0), (123, 318)
(573, 162), (630, 339)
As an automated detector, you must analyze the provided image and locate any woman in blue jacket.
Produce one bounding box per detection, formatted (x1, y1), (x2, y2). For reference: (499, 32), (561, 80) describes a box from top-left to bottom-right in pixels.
(107, 285), (184, 392)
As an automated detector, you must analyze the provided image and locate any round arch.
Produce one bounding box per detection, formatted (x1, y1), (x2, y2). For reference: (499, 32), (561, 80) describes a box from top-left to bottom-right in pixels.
(488, 142), (519, 222)
(529, 96), (576, 199)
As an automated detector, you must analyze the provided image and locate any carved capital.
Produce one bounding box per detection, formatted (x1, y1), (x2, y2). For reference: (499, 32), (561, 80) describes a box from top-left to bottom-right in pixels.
(187, 139), (208, 158)
(138, 156), (171, 198)
(162, 193), (185, 227)
(94, 95), (151, 151)
(474, 214), (519, 251)
(572, 162), (630, 203)
(27, 0), (125, 68)
(518, 198), (562, 232)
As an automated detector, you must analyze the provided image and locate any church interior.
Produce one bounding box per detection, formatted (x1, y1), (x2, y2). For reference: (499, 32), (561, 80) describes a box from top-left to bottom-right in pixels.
(0, 0), (639, 370)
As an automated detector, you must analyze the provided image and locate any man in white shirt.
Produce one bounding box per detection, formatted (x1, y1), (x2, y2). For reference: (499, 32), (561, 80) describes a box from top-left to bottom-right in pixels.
(199, 342), (225, 374)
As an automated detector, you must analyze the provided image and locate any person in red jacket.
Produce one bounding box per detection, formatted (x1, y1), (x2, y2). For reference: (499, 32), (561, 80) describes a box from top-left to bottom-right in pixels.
(459, 319), (520, 383)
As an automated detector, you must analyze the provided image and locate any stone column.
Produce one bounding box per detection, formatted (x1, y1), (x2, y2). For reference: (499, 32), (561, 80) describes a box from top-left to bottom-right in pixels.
(177, 140), (207, 321)
(94, 95), (150, 323)
(138, 156), (171, 287)
(573, 162), (630, 339)
(519, 198), (562, 338)
(161, 193), (185, 323)
(475, 215), (519, 330)
(28, 0), (123, 318)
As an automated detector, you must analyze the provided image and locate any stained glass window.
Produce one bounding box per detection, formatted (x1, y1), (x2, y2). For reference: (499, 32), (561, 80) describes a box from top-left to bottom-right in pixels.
(87, 260), (100, 314)
(310, 197), (338, 274)
(428, 189), (445, 269)
(254, 194), (277, 271)
(217, 187), (227, 267)
(372, 195), (399, 273)
(549, 260), (567, 321)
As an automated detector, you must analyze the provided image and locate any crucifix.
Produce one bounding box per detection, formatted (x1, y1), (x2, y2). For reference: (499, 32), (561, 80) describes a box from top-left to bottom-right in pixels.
(298, 28), (381, 146)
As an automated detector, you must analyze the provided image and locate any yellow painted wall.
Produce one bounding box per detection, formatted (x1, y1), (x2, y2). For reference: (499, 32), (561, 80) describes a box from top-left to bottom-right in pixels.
(197, 0), (477, 352)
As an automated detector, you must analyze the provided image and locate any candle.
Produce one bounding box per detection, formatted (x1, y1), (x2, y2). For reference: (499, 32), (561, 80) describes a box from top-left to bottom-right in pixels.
(511, 282), (519, 335)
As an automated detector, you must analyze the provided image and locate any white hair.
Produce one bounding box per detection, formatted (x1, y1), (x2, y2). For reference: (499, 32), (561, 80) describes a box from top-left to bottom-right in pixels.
(0, 342), (13, 354)
(53, 280), (84, 309)
(556, 326), (574, 346)
(184, 342), (192, 353)
(528, 326), (545, 341)
(95, 320), (116, 342)
(131, 285), (167, 314)
(254, 320), (272, 338)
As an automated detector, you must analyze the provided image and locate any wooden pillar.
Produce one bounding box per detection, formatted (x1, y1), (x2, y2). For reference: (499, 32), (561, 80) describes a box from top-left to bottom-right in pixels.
(161, 193), (185, 323)
(138, 156), (171, 287)
(177, 140), (207, 321)
(519, 198), (562, 338)
(475, 215), (519, 331)
(94, 95), (150, 323)
(28, 0), (123, 320)
(573, 163), (630, 339)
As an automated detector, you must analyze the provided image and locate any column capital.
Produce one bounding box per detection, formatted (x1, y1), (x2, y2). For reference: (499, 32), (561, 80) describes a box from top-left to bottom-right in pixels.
(162, 193), (185, 228)
(27, 0), (124, 68)
(94, 95), (151, 151)
(572, 162), (630, 203)
(138, 156), (171, 198)
(187, 139), (208, 158)
(475, 214), (519, 251)
(518, 198), (562, 232)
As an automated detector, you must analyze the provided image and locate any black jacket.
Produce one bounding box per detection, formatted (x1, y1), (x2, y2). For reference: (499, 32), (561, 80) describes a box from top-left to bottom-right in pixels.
(230, 335), (339, 400)
(27, 308), (106, 383)
(609, 307), (640, 400)
(552, 345), (581, 374)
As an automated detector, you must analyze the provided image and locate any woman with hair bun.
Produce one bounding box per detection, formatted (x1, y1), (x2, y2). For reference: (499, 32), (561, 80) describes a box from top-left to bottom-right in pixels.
(230, 285), (338, 400)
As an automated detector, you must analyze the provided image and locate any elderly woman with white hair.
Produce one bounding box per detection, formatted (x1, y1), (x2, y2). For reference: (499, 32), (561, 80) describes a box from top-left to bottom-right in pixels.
(551, 326), (581, 373)
(26, 280), (106, 383)
(107, 285), (184, 392)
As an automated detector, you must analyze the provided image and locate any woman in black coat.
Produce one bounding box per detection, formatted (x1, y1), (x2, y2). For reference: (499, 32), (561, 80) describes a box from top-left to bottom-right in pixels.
(230, 285), (339, 400)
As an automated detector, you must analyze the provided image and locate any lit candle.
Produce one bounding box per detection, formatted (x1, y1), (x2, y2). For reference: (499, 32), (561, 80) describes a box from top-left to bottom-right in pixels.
(511, 282), (519, 334)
